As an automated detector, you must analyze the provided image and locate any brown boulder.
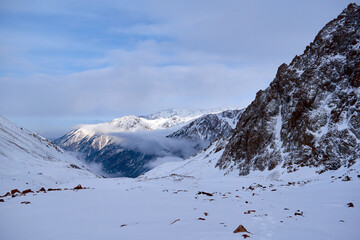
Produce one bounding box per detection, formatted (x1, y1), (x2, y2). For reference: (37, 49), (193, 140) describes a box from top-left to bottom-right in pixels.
(37, 187), (46, 193)
(21, 189), (33, 195)
(74, 184), (83, 190)
(11, 189), (20, 195)
(347, 202), (354, 207)
(234, 225), (249, 233)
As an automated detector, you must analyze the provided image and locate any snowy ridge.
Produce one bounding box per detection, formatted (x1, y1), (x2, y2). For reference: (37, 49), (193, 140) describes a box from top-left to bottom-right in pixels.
(0, 116), (97, 193)
(168, 109), (243, 142)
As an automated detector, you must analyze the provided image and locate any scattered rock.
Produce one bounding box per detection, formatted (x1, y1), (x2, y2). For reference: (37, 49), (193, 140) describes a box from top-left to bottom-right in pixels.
(21, 201), (31, 204)
(339, 220), (345, 222)
(284, 208), (289, 210)
(347, 202), (354, 207)
(204, 212), (208, 216)
(197, 191), (213, 197)
(198, 218), (206, 221)
(245, 201), (249, 204)
(209, 199), (215, 202)
(342, 176), (351, 181)
(47, 188), (62, 191)
(1, 192), (10, 197)
(11, 189), (20, 195)
(234, 225), (249, 233)
(244, 210), (256, 214)
(21, 189), (33, 195)
(0, 199), (4, 202)
(69, 164), (81, 169)
(37, 187), (46, 193)
(294, 210), (304, 216)
(242, 234), (251, 239)
(171, 219), (180, 225)
(120, 224), (127, 227)
(271, 189), (277, 191)
(74, 184), (83, 190)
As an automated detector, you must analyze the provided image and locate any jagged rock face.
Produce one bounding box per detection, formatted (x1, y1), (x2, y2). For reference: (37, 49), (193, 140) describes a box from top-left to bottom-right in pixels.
(168, 109), (243, 142)
(217, 4), (360, 175)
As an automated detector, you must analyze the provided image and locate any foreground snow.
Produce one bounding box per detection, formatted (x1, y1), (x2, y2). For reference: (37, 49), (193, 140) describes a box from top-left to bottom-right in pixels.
(1, 160), (359, 240)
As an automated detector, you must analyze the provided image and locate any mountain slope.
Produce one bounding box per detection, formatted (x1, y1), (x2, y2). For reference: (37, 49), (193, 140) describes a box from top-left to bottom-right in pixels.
(168, 109), (243, 143)
(0, 116), (97, 193)
(217, 3), (360, 175)
(55, 109), (228, 177)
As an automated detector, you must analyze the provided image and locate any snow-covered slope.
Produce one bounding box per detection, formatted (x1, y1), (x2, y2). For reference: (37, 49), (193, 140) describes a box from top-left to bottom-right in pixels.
(0, 116), (97, 193)
(168, 109), (243, 142)
(1, 143), (358, 240)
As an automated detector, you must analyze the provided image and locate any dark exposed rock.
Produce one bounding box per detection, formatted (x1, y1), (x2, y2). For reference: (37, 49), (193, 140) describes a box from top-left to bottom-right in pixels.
(47, 188), (62, 191)
(197, 191), (213, 197)
(21, 201), (31, 204)
(342, 176), (351, 181)
(11, 189), (20, 195)
(168, 109), (243, 145)
(347, 202), (354, 207)
(242, 234), (251, 239)
(73, 184), (83, 190)
(21, 189), (33, 195)
(233, 225), (249, 233)
(37, 187), (46, 193)
(217, 3), (360, 175)
(0, 199), (4, 202)
(1, 192), (10, 197)
(198, 217), (206, 221)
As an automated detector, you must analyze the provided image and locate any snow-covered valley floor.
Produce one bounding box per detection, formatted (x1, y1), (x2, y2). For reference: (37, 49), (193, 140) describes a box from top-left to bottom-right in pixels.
(1, 165), (359, 240)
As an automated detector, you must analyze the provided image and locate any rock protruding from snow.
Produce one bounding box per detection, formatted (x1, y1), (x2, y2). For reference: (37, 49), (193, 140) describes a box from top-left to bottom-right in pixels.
(217, 3), (360, 175)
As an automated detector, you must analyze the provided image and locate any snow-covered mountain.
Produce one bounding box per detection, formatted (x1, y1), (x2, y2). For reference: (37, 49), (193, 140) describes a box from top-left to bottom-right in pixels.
(168, 109), (244, 143)
(217, 3), (360, 175)
(55, 108), (234, 177)
(0, 116), (97, 193)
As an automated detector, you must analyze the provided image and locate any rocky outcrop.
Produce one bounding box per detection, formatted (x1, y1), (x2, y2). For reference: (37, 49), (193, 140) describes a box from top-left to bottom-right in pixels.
(217, 4), (360, 175)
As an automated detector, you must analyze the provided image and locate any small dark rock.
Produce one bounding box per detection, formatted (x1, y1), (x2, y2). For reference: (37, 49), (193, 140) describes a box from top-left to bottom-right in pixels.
(347, 202), (354, 207)
(37, 187), (46, 193)
(74, 184), (83, 190)
(242, 234), (251, 239)
(11, 189), (20, 195)
(0, 199), (4, 202)
(198, 218), (206, 221)
(234, 225), (249, 233)
(197, 191), (213, 197)
(342, 176), (351, 181)
(21, 201), (31, 204)
(21, 189), (33, 195)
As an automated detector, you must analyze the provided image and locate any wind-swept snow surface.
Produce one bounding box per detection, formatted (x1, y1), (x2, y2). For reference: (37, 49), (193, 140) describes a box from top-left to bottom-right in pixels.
(0, 160), (359, 240)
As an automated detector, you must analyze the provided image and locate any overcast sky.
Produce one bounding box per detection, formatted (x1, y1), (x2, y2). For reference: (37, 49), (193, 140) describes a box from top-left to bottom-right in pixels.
(0, 0), (354, 138)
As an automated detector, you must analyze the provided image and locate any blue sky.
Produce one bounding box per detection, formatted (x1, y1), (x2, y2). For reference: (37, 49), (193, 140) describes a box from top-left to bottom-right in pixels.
(0, 0), (354, 138)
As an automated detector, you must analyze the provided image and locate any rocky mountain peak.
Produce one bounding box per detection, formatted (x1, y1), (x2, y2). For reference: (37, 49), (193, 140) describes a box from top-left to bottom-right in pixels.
(217, 4), (360, 175)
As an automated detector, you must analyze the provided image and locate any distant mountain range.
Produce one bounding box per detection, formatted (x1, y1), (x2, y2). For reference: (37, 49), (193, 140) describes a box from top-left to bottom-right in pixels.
(55, 108), (243, 177)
